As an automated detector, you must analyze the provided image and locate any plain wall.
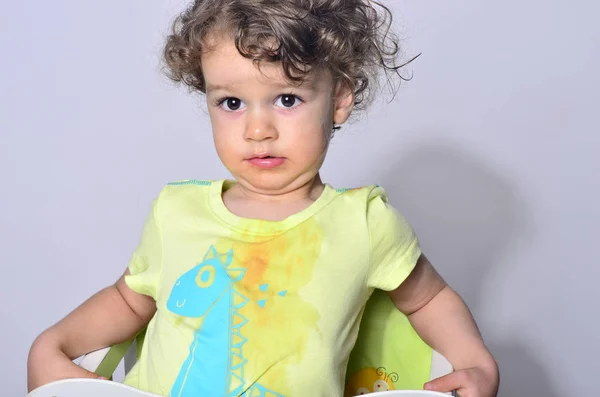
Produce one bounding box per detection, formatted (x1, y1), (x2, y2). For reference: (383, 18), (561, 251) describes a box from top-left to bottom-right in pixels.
(1, 1), (598, 396)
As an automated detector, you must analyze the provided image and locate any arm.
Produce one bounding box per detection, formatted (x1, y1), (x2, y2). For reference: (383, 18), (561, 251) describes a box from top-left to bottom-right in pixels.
(27, 270), (156, 392)
(387, 254), (499, 396)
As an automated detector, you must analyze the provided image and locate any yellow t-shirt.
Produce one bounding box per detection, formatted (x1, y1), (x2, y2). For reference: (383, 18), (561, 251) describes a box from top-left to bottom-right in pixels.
(123, 179), (420, 397)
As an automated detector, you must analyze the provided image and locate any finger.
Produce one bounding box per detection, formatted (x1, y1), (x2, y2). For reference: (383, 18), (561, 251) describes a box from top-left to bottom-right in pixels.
(424, 372), (464, 392)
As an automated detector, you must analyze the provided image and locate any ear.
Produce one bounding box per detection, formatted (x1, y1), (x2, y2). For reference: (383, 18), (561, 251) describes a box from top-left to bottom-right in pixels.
(204, 245), (218, 260)
(221, 249), (233, 268)
(332, 83), (354, 125)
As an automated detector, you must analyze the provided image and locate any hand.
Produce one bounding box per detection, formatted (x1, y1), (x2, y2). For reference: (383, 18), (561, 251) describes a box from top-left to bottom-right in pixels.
(424, 365), (499, 397)
(27, 337), (108, 392)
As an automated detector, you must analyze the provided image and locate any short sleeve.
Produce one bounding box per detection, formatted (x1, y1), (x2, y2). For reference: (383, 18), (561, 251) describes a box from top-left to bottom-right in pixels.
(124, 197), (163, 299)
(367, 187), (421, 291)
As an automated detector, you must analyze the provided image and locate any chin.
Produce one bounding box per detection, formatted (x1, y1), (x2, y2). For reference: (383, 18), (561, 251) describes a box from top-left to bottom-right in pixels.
(236, 172), (310, 194)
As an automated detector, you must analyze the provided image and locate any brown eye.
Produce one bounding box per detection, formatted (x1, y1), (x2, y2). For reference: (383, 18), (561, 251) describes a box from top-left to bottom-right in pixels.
(276, 94), (302, 108)
(225, 97), (241, 110)
(219, 97), (245, 111)
(281, 95), (295, 107)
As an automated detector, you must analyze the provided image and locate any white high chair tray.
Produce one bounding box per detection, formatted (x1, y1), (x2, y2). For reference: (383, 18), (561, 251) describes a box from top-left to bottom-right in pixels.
(27, 379), (450, 397)
(26, 379), (159, 397)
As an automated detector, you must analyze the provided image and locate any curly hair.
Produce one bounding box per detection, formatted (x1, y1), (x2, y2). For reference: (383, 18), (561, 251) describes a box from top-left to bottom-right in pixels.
(163, 0), (415, 110)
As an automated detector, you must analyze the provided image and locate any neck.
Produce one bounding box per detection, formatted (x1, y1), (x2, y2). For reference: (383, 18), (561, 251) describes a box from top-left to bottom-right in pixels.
(230, 175), (325, 204)
(223, 175), (326, 221)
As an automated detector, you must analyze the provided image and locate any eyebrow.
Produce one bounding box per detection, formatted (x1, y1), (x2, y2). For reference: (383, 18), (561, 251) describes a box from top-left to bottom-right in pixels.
(206, 83), (233, 93)
(206, 75), (318, 94)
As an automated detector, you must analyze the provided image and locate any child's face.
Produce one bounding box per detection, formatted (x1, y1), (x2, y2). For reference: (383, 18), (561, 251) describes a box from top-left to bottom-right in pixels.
(201, 38), (353, 195)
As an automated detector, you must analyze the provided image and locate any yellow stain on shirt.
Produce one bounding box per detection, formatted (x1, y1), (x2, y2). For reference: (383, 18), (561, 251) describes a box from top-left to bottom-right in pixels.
(214, 216), (323, 395)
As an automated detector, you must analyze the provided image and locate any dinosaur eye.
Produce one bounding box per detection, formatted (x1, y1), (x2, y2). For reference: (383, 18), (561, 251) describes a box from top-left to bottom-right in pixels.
(356, 388), (370, 395)
(196, 265), (215, 288)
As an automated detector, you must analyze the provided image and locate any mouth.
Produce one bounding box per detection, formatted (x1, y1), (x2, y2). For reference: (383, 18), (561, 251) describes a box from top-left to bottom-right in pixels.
(246, 154), (286, 169)
(249, 153), (277, 159)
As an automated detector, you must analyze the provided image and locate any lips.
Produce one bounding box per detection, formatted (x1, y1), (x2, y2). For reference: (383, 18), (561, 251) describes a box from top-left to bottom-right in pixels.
(247, 154), (286, 169)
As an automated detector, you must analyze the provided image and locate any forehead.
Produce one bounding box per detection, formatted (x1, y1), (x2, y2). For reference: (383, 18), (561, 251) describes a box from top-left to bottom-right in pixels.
(201, 39), (330, 93)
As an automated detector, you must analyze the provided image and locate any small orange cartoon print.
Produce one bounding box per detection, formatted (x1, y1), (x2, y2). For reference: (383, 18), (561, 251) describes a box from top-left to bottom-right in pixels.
(345, 367), (399, 396)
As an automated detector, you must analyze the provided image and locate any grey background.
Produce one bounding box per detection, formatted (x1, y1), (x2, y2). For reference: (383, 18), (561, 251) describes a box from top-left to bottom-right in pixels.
(1, 1), (598, 396)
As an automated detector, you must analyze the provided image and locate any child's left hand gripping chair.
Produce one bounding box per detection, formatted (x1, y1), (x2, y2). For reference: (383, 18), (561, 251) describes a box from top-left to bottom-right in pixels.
(26, 290), (455, 397)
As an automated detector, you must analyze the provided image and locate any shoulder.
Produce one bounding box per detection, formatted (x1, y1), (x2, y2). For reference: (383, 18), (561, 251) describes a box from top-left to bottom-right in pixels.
(152, 179), (217, 214)
(164, 179), (214, 189)
(161, 179), (214, 194)
(332, 184), (390, 206)
(327, 184), (402, 227)
(334, 184), (411, 228)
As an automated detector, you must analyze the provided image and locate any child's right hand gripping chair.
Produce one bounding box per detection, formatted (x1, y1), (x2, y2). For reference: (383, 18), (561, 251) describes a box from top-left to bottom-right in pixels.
(26, 290), (455, 397)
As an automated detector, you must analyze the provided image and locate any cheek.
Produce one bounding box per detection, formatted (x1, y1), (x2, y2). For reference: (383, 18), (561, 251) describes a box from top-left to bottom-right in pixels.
(210, 111), (230, 136)
(212, 129), (240, 167)
(286, 107), (330, 138)
(290, 129), (330, 160)
(294, 101), (334, 144)
(211, 115), (240, 152)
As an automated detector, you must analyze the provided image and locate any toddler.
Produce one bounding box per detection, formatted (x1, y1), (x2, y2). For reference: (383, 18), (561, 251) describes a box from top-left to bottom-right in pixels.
(28, 1), (499, 396)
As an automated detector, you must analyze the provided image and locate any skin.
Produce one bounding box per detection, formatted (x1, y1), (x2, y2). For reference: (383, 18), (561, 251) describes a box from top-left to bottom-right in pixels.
(203, 38), (353, 221)
(27, 37), (499, 396)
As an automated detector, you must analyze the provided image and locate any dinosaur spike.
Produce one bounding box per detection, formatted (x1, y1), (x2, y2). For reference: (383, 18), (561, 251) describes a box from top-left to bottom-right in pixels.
(249, 386), (264, 397)
(230, 384), (245, 397)
(233, 291), (249, 308)
(227, 268), (246, 282)
(231, 352), (247, 369)
(231, 386), (246, 397)
(232, 333), (247, 348)
(248, 384), (284, 397)
(229, 373), (245, 395)
(231, 346), (242, 357)
(220, 249), (233, 267)
(230, 365), (244, 380)
(232, 312), (248, 329)
(203, 245), (218, 261)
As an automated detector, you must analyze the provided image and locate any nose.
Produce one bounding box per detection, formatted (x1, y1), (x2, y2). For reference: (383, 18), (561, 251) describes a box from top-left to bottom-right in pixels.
(243, 108), (278, 142)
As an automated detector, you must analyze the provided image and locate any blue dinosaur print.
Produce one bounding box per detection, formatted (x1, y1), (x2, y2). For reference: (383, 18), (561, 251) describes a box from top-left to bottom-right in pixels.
(166, 246), (286, 397)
